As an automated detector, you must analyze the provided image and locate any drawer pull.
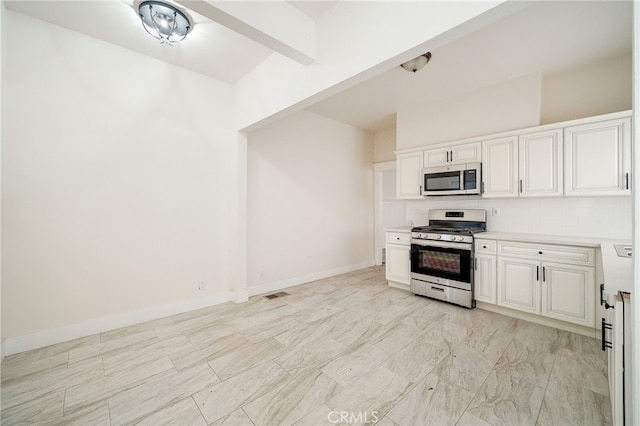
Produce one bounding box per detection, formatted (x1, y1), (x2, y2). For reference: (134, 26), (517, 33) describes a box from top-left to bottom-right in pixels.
(538, 251), (543, 255)
(601, 318), (613, 351)
(599, 283), (614, 309)
(431, 286), (445, 292)
(482, 245), (487, 249)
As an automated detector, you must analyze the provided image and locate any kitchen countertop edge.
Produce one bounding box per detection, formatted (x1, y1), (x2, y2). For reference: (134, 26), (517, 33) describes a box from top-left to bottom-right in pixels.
(385, 227), (412, 233)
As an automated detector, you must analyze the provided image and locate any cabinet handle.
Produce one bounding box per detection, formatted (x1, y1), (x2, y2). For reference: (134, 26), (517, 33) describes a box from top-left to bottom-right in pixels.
(542, 266), (546, 282)
(519, 179), (523, 193)
(536, 265), (539, 281)
(450, 150), (454, 162)
(446, 151), (449, 162)
(599, 283), (614, 309)
(431, 286), (445, 292)
(474, 257), (477, 271)
(625, 173), (629, 190)
(601, 318), (613, 351)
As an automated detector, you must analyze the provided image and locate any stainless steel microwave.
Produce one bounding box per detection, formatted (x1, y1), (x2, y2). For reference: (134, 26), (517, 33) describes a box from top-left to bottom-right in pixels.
(422, 162), (481, 196)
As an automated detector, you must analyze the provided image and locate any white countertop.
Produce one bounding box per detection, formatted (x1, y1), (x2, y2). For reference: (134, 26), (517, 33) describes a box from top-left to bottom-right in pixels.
(478, 231), (602, 247)
(477, 231), (632, 294)
(385, 227), (411, 233)
(599, 240), (633, 294)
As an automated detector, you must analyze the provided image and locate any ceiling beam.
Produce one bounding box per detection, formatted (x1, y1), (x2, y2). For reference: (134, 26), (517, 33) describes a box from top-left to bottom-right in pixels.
(176, 0), (315, 65)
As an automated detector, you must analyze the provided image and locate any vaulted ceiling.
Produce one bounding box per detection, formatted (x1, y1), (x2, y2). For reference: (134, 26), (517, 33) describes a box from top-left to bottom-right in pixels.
(4, 1), (632, 132)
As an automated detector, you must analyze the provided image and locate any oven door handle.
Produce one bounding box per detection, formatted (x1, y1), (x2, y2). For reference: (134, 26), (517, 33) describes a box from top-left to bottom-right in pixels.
(410, 239), (472, 250)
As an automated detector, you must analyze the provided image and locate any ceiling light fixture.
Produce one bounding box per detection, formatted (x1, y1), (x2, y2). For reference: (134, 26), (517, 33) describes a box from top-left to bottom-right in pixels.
(138, 1), (191, 45)
(400, 52), (432, 73)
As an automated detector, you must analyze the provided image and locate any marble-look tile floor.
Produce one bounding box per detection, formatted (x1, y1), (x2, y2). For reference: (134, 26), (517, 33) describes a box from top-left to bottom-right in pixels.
(0, 266), (611, 425)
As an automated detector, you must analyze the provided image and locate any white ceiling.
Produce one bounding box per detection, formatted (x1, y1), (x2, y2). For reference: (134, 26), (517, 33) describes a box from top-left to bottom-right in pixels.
(4, 1), (633, 132)
(306, 0), (633, 131)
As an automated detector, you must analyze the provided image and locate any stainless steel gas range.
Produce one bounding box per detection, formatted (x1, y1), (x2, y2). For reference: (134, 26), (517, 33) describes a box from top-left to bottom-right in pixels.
(410, 209), (487, 308)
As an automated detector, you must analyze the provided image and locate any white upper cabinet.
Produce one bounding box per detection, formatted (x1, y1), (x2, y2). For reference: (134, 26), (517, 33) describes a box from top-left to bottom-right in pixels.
(396, 151), (423, 199)
(398, 111), (631, 200)
(482, 136), (518, 198)
(564, 117), (631, 196)
(518, 129), (563, 197)
(424, 142), (481, 167)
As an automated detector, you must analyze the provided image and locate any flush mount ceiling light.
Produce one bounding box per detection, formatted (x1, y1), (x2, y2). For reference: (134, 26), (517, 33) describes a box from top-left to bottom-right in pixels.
(400, 52), (432, 73)
(138, 1), (191, 45)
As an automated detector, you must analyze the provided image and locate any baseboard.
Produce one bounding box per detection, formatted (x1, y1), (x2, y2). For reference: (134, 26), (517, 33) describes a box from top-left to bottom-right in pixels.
(476, 301), (597, 338)
(248, 261), (376, 297)
(3, 291), (234, 356)
(233, 290), (249, 303)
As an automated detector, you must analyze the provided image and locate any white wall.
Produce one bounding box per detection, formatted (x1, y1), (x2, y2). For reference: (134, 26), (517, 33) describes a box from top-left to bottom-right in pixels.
(247, 110), (374, 292)
(2, 12), (238, 352)
(407, 197), (631, 240)
(397, 72), (542, 150)
(374, 128), (396, 163)
(541, 53), (632, 124)
(235, 1), (516, 131)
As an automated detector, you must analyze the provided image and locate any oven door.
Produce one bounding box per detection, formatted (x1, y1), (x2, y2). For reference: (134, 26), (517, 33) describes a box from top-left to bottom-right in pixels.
(410, 239), (472, 289)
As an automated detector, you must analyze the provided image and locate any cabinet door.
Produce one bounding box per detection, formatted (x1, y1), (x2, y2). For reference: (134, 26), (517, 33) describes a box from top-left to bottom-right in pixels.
(385, 244), (410, 286)
(482, 136), (518, 198)
(519, 129), (563, 197)
(497, 257), (539, 314)
(423, 147), (451, 168)
(605, 294), (624, 426)
(564, 117), (631, 196)
(541, 262), (594, 327)
(396, 152), (423, 199)
(474, 254), (496, 304)
(451, 142), (481, 164)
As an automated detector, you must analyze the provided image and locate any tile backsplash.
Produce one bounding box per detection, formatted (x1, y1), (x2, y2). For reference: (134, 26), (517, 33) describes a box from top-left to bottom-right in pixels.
(405, 196), (631, 240)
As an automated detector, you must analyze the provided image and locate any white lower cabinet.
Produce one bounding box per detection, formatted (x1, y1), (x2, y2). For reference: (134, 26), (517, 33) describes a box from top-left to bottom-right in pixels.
(497, 257), (539, 313)
(475, 254), (496, 304)
(385, 231), (410, 288)
(474, 239), (497, 304)
(541, 262), (594, 326)
(604, 293), (624, 425)
(496, 241), (595, 327)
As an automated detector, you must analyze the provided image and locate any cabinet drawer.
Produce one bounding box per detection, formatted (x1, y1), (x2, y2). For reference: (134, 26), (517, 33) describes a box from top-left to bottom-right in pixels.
(475, 239), (497, 255)
(386, 232), (411, 245)
(498, 241), (594, 266)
